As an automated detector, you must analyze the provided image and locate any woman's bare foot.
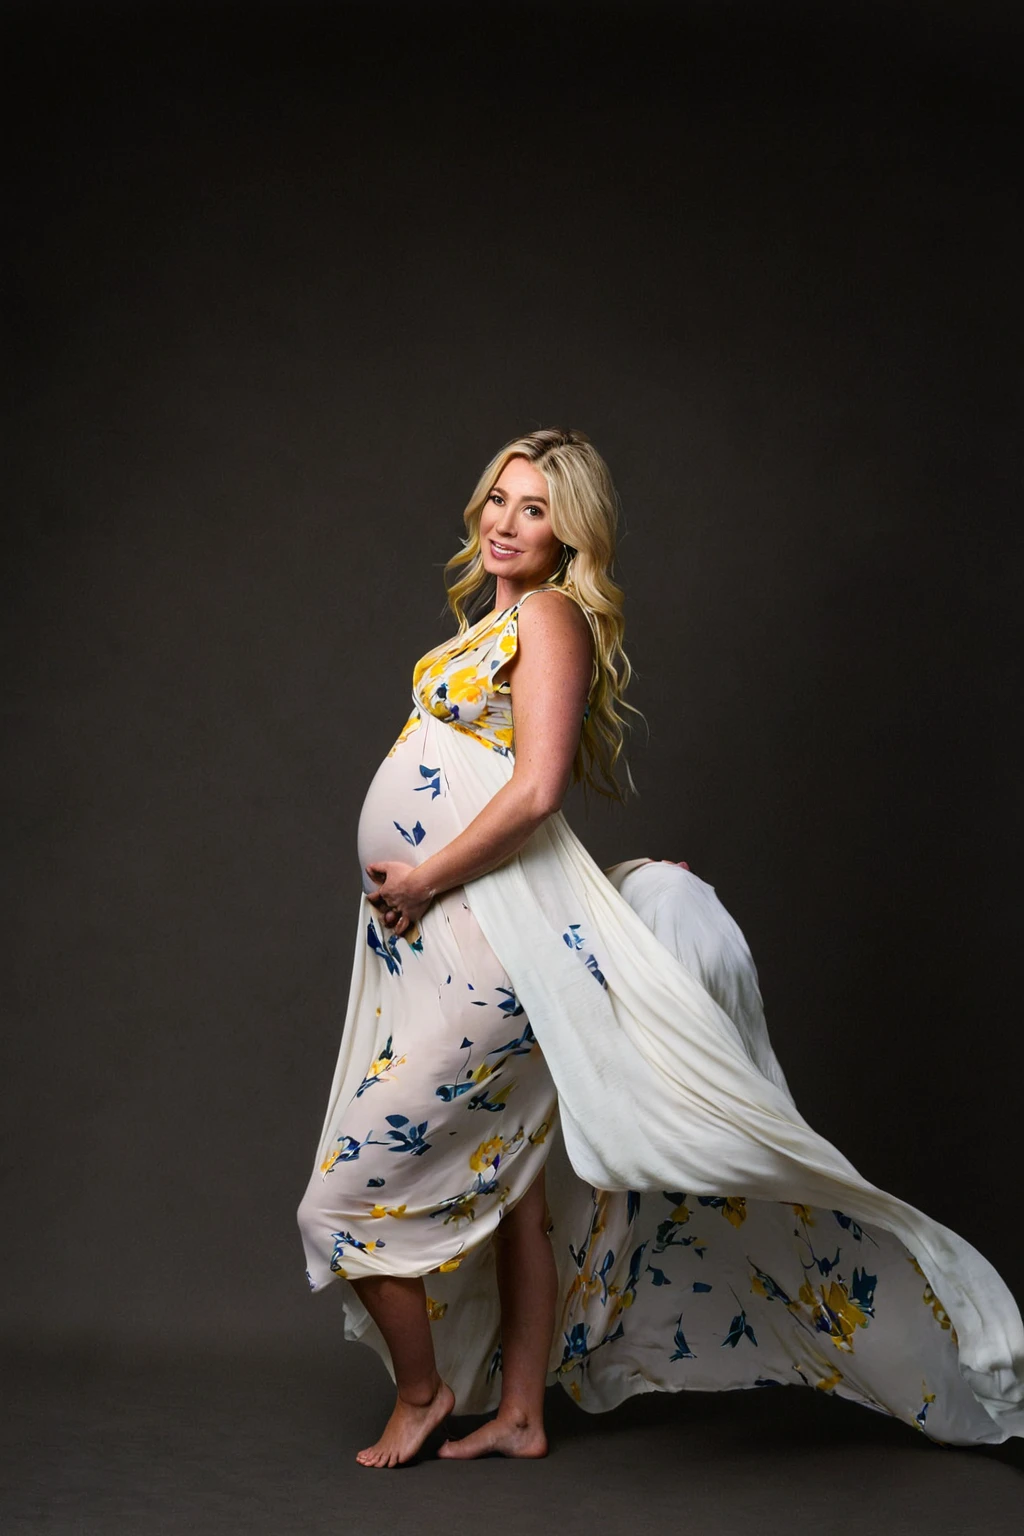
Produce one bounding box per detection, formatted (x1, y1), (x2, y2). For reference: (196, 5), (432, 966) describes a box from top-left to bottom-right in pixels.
(356, 1375), (455, 1468)
(437, 1410), (548, 1460)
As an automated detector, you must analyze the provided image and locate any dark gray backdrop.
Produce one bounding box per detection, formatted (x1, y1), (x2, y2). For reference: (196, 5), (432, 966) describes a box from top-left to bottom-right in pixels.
(5, 0), (1022, 1374)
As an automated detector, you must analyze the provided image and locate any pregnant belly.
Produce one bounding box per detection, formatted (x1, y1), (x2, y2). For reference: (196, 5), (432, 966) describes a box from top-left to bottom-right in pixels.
(356, 735), (455, 895)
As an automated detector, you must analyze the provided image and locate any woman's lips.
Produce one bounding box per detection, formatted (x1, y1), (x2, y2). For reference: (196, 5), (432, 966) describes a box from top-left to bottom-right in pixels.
(489, 540), (521, 559)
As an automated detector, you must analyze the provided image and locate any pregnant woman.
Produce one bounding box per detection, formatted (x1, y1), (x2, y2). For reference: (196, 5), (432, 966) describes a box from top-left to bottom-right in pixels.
(297, 427), (1024, 1468)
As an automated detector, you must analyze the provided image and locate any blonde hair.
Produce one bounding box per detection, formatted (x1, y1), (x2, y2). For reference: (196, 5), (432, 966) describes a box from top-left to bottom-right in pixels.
(442, 427), (646, 806)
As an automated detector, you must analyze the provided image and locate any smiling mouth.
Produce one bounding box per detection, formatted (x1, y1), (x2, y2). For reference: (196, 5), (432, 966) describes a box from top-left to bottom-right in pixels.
(490, 541), (521, 555)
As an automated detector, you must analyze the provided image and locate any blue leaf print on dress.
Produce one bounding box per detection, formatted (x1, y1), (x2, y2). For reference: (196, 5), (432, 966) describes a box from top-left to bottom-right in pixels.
(622, 1240), (649, 1303)
(653, 1192), (707, 1257)
(795, 1219), (850, 1278)
(748, 1261), (794, 1306)
(596, 1249), (615, 1305)
(366, 918), (403, 976)
(561, 923), (607, 986)
(414, 764), (442, 800)
(696, 1194), (748, 1227)
(849, 1268), (879, 1320)
(435, 1019), (536, 1103)
(365, 911), (423, 972)
(321, 1116), (434, 1170)
(319, 1134), (362, 1174)
(486, 1019), (535, 1057)
(330, 1229), (386, 1272)
(559, 1314), (626, 1375)
(382, 1113), (433, 1156)
(670, 1315), (695, 1361)
(466, 1085), (515, 1114)
(584, 953), (607, 987)
(832, 1208), (875, 1243)
(723, 1309), (758, 1348)
(393, 819), (426, 846)
(561, 1322), (591, 1366)
(655, 1225), (705, 1255)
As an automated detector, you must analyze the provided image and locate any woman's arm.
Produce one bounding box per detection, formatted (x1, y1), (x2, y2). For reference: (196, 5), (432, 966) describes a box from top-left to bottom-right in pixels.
(366, 591), (593, 935)
(422, 590), (593, 891)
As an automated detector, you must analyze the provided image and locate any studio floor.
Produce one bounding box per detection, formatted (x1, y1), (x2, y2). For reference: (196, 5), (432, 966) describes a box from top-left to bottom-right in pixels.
(3, 1333), (1023, 1535)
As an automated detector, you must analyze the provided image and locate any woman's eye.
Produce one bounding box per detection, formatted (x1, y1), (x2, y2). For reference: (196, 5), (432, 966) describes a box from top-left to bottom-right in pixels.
(487, 494), (543, 516)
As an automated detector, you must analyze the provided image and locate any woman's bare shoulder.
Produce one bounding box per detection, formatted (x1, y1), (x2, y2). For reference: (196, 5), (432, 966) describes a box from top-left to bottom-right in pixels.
(517, 586), (592, 646)
(517, 586), (592, 629)
(514, 588), (595, 680)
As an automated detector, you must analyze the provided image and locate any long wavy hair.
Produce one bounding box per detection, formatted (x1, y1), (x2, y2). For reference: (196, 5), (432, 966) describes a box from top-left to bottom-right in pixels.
(442, 427), (646, 806)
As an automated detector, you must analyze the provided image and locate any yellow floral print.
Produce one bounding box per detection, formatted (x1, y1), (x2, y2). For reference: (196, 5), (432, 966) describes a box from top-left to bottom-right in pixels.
(470, 1135), (503, 1173)
(386, 707), (422, 757)
(404, 591), (587, 758)
(445, 665), (489, 707)
(814, 1364), (844, 1393)
(908, 1254), (956, 1337)
(797, 1276), (871, 1352)
(720, 1197), (747, 1229)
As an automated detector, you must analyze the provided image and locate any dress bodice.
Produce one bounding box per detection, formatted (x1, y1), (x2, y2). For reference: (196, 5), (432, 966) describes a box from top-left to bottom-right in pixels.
(387, 584), (592, 762)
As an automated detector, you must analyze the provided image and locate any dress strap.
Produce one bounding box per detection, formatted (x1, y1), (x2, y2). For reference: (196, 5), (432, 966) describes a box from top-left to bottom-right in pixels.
(516, 583), (583, 611)
(515, 584), (558, 607)
(514, 584), (598, 705)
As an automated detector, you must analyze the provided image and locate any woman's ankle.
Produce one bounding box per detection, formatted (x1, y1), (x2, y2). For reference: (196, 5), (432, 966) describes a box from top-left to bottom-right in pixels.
(397, 1368), (443, 1408)
(496, 1398), (543, 1428)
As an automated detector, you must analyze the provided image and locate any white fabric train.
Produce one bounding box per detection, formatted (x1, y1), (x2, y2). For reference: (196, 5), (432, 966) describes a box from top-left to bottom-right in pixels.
(309, 698), (1024, 1445)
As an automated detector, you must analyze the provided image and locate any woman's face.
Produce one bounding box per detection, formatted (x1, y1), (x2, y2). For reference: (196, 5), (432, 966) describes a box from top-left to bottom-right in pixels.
(479, 455), (562, 594)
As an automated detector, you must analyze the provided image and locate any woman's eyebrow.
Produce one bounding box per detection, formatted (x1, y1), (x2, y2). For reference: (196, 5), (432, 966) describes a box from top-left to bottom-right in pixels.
(492, 484), (549, 505)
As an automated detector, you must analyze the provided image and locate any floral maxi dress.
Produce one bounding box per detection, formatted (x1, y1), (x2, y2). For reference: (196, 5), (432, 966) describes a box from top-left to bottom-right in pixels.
(297, 585), (1024, 1447)
(298, 594), (562, 1290)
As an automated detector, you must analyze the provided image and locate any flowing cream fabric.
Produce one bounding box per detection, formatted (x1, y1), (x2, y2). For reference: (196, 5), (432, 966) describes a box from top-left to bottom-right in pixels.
(303, 595), (1024, 1446)
(440, 721), (1024, 1442)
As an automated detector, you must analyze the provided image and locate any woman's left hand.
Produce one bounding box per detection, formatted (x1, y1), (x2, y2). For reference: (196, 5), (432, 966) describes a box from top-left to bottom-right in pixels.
(365, 861), (434, 937)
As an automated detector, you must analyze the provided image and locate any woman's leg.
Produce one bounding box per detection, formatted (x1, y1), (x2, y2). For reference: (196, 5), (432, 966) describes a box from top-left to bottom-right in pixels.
(349, 1273), (455, 1468)
(438, 1165), (556, 1459)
